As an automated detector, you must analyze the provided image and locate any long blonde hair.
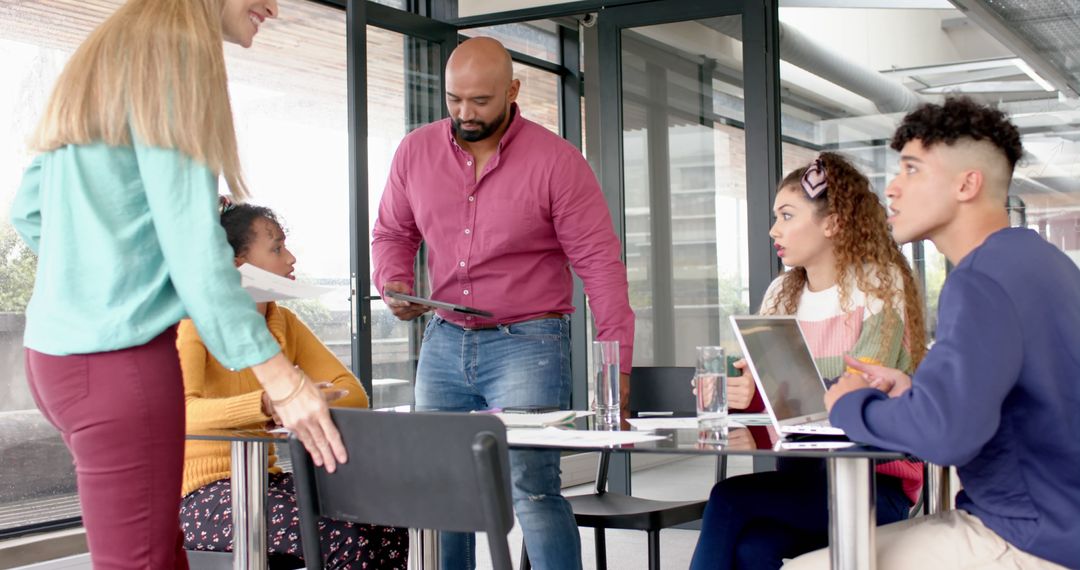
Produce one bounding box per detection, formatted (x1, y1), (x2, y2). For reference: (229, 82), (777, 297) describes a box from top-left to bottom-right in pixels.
(32, 0), (248, 199)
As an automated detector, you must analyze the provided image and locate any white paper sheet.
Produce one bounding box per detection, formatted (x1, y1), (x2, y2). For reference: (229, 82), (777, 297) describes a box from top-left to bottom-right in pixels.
(492, 410), (593, 428)
(239, 263), (339, 302)
(506, 427), (668, 448)
(626, 417), (747, 431)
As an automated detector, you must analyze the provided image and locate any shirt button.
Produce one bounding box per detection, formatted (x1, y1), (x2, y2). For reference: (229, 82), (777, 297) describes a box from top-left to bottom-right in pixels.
(466, 160), (473, 166)
(464, 228), (471, 235)
(468, 196), (475, 202)
(463, 289), (470, 295)
(459, 261), (466, 267)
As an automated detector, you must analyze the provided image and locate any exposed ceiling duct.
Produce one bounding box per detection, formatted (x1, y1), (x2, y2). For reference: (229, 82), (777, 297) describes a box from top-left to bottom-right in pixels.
(947, 0), (1080, 98)
(700, 17), (926, 114)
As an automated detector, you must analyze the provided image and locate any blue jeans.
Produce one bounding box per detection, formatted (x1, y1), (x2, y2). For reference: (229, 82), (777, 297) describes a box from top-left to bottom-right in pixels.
(415, 314), (582, 570)
(689, 458), (912, 570)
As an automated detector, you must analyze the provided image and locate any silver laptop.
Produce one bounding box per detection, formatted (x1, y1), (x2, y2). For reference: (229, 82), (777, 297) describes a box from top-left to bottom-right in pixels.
(729, 315), (845, 437)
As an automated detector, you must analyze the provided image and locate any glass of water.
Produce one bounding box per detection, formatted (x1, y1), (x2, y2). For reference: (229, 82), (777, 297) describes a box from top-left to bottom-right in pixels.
(592, 340), (620, 428)
(695, 346), (728, 436)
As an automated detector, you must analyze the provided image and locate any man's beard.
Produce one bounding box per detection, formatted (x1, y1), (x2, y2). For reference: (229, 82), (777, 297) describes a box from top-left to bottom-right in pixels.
(452, 108), (507, 143)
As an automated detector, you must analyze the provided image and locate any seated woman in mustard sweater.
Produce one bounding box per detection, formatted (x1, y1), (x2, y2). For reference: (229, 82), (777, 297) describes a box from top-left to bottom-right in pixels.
(179, 201), (407, 569)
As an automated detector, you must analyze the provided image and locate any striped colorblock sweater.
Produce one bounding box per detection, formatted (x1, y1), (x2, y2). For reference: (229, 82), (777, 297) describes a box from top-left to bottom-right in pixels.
(743, 272), (923, 504)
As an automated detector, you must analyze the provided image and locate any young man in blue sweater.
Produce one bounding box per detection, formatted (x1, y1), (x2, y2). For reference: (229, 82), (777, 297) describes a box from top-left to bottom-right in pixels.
(787, 97), (1080, 569)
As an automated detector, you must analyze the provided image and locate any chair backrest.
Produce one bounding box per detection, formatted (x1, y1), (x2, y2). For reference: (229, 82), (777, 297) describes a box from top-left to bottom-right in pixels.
(628, 366), (696, 416)
(289, 409), (514, 570)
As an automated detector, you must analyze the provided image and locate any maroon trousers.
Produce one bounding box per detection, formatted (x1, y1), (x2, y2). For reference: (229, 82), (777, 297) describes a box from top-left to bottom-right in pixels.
(26, 327), (188, 569)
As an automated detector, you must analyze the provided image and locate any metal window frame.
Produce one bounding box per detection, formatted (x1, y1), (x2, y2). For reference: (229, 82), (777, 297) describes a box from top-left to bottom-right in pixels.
(343, 1), (459, 399)
(582, 0), (783, 493)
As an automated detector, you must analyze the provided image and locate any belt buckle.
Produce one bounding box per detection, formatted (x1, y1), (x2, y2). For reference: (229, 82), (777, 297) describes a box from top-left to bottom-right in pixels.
(462, 321), (498, 331)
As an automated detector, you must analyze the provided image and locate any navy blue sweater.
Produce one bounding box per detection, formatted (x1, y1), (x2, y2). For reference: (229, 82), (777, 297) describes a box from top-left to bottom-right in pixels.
(831, 228), (1080, 568)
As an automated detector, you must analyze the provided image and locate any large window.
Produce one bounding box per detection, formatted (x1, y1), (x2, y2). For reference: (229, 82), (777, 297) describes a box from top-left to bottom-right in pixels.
(775, 4), (1080, 332)
(2, 1), (98, 535)
(228, 0), (351, 378)
(0, 0), (349, 536)
(366, 27), (442, 410)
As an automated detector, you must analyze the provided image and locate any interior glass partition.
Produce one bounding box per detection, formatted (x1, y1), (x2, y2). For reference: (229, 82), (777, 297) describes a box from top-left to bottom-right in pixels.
(366, 27), (446, 409)
(619, 18), (751, 367)
(775, 3), (1080, 335)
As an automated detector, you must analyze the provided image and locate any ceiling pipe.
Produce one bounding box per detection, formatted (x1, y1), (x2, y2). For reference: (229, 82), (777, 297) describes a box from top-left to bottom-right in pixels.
(700, 17), (926, 113)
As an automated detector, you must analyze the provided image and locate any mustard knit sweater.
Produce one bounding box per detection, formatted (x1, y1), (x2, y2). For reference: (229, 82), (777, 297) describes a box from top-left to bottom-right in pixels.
(180, 302), (368, 497)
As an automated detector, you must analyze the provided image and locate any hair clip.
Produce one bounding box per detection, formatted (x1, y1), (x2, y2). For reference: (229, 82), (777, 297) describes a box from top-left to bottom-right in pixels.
(218, 195), (237, 215)
(801, 157), (828, 199)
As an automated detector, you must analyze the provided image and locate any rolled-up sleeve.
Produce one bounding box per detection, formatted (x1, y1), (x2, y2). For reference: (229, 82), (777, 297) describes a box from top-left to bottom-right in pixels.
(134, 142), (280, 370)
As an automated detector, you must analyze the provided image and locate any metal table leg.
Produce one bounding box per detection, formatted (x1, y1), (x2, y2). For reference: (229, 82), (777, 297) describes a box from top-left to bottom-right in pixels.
(925, 463), (952, 515)
(827, 457), (876, 570)
(231, 440), (268, 570)
(409, 529), (440, 570)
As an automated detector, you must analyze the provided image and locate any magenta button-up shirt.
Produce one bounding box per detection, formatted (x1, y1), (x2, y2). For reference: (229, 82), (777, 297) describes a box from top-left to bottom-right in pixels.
(372, 106), (634, 373)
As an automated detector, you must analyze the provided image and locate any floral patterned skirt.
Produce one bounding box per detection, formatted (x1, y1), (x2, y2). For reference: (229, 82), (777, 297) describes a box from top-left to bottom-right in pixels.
(180, 473), (408, 569)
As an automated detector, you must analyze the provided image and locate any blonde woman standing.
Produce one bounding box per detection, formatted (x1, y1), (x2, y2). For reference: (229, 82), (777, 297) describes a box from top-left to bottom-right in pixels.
(8, 1), (345, 567)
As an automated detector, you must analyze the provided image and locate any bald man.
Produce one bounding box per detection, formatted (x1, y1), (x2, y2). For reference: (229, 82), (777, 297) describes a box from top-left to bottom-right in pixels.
(372, 37), (634, 570)
(784, 98), (1080, 569)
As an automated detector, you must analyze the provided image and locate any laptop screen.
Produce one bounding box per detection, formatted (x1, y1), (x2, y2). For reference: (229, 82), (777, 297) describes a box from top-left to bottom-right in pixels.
(731, 316), (827, 421)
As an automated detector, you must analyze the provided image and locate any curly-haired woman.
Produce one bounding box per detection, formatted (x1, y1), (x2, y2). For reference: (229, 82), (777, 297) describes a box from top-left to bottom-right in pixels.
(179, 202), (408, 568)
(689, 152), (928, 570)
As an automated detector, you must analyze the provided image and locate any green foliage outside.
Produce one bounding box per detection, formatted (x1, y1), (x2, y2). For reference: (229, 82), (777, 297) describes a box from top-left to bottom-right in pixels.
(280, 297), (333, 328)
(0, 224), (37, 313)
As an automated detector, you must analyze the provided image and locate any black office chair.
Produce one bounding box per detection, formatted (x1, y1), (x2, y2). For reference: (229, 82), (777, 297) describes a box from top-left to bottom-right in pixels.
(289, 409), (515, 570)
(632, 365), (730, 480)
(522, 366), (709, 570)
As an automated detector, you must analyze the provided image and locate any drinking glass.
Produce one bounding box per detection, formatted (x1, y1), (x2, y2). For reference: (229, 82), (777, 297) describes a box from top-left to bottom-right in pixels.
(695, 346), (728, 438)
(592, 340), (620, 428)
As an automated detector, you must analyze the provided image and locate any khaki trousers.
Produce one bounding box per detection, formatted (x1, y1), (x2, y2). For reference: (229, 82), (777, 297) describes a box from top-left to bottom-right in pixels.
(783, 510), (1067, 570)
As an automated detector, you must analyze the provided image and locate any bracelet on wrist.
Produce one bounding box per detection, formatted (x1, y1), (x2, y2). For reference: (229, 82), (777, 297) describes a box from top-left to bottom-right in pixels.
(270, 369), (308, 407)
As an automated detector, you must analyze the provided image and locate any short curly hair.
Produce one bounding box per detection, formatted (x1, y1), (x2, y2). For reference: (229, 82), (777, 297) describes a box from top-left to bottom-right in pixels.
(890, 96), (1023, 170)
(220, 203), (285, 257)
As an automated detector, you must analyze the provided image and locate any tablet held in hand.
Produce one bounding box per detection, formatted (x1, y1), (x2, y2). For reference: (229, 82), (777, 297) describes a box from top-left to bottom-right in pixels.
(383, 290), (495, 318)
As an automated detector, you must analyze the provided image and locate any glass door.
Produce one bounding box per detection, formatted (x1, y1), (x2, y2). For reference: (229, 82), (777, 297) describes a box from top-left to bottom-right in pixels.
(592, 0), (782, 368)
(350, 3), (457, 408)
